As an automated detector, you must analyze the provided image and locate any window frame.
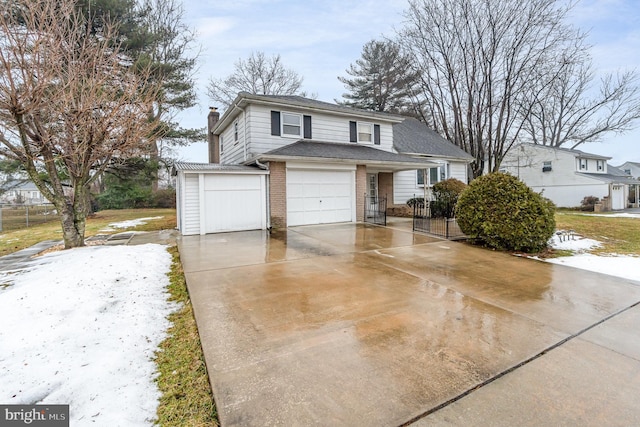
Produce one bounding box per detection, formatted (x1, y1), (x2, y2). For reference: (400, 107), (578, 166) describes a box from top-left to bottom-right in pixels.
(542, 161), (552, 172)
(596, 160), (604, 171)
(579, 158), (588, 170)
(357, 122), (374, 144)
(417, 166), (445, 187)
(219, 134), (224, 154)
(281, 112), (302, 138)
(234, 121), (239, 144)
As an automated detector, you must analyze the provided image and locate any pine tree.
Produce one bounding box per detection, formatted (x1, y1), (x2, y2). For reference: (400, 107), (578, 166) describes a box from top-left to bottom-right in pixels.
(338, 40), (419, 114)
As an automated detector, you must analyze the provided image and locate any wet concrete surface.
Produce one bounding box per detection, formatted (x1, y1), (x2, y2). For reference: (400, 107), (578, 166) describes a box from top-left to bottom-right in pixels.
(178, 223), (640, 426)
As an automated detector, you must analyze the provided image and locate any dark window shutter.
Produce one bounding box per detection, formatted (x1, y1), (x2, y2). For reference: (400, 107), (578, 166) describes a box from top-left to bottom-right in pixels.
(374, 124), (380, 145)
(303, 115), (312, 139)
(349, 121), (357, 143)
(271, 111), (281, 136)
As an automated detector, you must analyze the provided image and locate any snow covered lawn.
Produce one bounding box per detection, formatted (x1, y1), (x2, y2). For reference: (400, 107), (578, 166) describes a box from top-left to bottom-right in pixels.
(546, 231), (640, 282)
(100, 216), (164, 232)
(0, 244), (176, 425)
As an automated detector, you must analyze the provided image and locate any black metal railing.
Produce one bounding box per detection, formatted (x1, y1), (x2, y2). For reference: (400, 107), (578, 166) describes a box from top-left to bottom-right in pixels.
(412, 197), (466, 240)
(364, 195), (387, 226)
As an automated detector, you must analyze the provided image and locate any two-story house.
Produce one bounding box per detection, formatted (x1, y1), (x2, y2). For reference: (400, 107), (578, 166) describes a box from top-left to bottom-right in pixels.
(174, 92), (472, 235)
(501, 143), (636, 209)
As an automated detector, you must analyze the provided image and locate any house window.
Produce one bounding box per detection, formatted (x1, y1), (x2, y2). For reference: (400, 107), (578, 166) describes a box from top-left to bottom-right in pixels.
(597, 160), (604, 171)
(358, 123), (373, 143)
(624, 169), (631, 175)
(281, 112), (302, 137)
(579, 158), (587, 170)
(542, 161), (552, 172)
(220, 135), (224, 154)
(417, 166), (445, 186)
(234, 121), (239, 143)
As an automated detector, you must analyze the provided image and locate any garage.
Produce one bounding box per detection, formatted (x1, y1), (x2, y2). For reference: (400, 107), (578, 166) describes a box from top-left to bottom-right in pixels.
(174, 163), (268, 235)
(286, 167), (355, 227)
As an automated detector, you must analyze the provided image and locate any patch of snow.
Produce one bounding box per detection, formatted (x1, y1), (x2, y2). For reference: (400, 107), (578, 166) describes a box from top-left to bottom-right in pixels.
(0, 244), (176, 425)
(580, 213), (640, 219)
(546, 254), (640, 282)
(548, 232), (601, 252)
(108, 216), (163, 229)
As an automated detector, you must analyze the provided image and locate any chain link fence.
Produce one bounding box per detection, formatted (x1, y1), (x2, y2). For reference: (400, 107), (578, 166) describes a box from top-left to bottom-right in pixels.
(0, 204), (59, 232)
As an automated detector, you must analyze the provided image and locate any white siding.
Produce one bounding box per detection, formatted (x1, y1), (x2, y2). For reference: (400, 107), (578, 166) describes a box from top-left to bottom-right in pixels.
(233, 104), (396, 159)
(182, 173), (200, 235)
(220, 110), (248, 164)
(392, 160), (468, 205)
(528, 183), (609, 207)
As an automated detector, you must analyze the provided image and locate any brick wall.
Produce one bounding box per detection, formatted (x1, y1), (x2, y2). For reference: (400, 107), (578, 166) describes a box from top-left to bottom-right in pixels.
(269, 161), (287, 228)
(356, 165), (366, 222)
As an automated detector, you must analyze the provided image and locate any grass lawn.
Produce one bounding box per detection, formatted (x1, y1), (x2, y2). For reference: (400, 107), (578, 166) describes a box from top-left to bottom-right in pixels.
(0, 208), (176, 257)
(555, 211), (640, 255)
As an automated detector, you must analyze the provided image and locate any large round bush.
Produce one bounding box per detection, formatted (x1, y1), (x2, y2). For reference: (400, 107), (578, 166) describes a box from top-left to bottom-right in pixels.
(456, 173), (555, 252)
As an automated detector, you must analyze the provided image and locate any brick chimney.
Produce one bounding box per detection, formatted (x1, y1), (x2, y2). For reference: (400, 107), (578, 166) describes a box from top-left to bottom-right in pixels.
(208, 107), (220, 163)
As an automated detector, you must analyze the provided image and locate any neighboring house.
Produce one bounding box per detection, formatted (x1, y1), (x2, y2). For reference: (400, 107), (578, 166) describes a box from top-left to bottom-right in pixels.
(614, 161), (640, 207)
(174, 92), (472, 235)
(616, 161), (640, 178)
(0, 181), (46, 205)
(501, 143), (637, 209)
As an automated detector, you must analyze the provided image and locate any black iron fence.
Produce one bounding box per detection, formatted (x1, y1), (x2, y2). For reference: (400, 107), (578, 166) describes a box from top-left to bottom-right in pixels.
(364, 195), (387, 226)
(412, 198), (466, 240)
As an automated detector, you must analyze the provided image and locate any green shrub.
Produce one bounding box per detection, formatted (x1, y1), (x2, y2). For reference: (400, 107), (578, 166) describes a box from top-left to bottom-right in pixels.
(580, 196), (600, 212)
(430, 178), (466, 218)
(456, 173), (556, 252)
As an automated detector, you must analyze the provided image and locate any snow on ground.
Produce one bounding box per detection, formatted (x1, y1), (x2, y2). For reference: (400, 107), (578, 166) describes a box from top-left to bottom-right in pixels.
(100, 216), (163, 231)
(0, 244), (176, 425)
(546, 254), (640, 282)
(548, 233), (601, 252)
(545, 231), (640, 282)
(580, 213), (640, 219)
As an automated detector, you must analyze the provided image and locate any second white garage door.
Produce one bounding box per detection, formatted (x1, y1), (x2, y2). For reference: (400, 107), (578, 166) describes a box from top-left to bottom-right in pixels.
(287, 169), (354, 226)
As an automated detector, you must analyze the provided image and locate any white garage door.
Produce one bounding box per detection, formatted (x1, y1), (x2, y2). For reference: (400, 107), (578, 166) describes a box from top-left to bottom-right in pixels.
(287, 169), (354, 226)
(204, 174), (266, 233)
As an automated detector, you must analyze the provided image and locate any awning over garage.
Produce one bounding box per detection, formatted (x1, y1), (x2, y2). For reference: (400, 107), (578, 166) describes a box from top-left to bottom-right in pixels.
(252, 140), (439, 171)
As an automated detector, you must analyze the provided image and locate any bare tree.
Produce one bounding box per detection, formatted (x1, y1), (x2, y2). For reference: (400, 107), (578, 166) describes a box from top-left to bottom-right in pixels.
(207, 51), (304, 110)
(338, 39), (420, 114)
(399, 0), (584, 177)
(0, 0), (160, 248)
(521, 42), (640, 148)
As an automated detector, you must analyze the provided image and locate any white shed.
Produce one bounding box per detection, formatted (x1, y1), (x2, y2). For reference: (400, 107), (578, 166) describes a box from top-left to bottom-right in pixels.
(173, 163), (269, 235)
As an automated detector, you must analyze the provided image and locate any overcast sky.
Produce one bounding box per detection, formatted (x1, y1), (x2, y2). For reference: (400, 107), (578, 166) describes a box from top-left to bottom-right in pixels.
(177, 0), (640, 165)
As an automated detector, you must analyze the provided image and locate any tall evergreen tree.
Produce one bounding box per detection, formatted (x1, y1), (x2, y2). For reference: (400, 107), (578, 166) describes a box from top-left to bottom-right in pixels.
(338, 40), (419, 114)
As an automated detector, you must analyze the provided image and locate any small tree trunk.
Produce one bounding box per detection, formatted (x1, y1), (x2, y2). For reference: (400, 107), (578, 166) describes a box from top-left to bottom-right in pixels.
(58, 184), (90, 249)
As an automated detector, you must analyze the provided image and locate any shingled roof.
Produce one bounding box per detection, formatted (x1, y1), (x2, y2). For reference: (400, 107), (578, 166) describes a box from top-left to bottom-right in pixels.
(256, 140), (437, 168)
(393, 118), (473, 161)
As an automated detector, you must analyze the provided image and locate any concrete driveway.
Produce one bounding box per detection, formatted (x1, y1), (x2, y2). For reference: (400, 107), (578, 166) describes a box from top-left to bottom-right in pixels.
(178, 223), (640, 426)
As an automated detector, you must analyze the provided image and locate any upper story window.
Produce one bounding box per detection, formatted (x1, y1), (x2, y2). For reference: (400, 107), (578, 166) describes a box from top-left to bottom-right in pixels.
(579, 158), (588, 170)
(282, 112), (302, 137)
(358, 123), (373, 143)
(625, 169), (632, 175)
(220, 135), (224, 154)
(542, 161), (552, 172)
(597, 160), (605, 171)
(349, 121), (380, 145)
(271, 110), (312, 139)
(234, 121), (239, 143)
